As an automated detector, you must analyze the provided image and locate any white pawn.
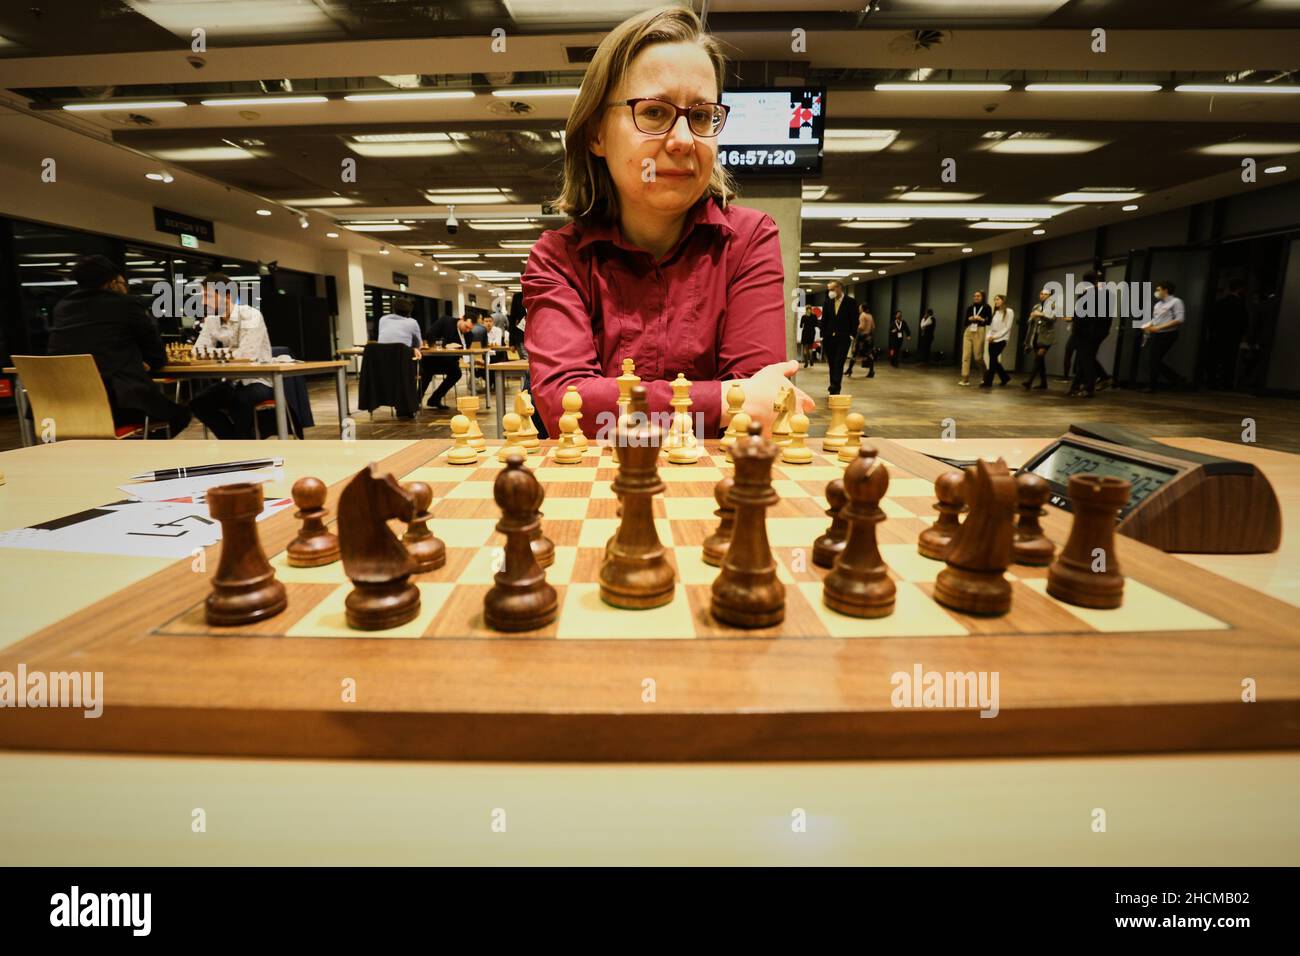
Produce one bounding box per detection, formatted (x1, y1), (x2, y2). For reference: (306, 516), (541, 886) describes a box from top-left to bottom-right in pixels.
(838, 412), (866, 463)
(497, 411), (529, 463)
(782, 411), (814, 465)
(457, 395), (487, 453)
(665, 372), (702, 465)
(562, 385), (588, 449)
(723, 411), (751, 463)
(447, 414), (479, 465)
(719, 382), (746, 457)
(515, 391), (540, 452)
(554, 410), (585, 464)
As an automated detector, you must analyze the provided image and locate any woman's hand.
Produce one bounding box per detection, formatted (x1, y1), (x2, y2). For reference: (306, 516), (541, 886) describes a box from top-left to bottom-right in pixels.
(721, 360), (816, 434)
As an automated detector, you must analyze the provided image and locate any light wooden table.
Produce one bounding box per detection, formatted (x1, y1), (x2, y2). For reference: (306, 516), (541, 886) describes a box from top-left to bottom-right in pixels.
(0, 437), (1296, 865)
(7, 359), (349, 444)
(487, 358), (529, 437)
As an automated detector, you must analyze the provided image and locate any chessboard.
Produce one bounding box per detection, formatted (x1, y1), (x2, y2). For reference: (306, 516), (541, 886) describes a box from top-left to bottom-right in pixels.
(2, 437), (1297, 762)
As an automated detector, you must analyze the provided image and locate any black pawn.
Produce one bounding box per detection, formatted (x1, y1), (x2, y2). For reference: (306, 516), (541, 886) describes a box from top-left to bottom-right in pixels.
(823, 446), (896, 618)
(918, 469), (965, 561)
(812, 478), (848, 569)
(1013, 472), (1056, 566)
(484, 454), (558, 632)
(701, 476), (734, 567)
(402, 480), (446, 573)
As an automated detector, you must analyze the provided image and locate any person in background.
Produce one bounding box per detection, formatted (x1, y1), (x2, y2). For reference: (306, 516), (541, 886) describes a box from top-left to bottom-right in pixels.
(1207, 278), (1248, 389)
(980, 293), (1014, 388)
(798, 307), (818, 367)
(958, 290), (991, 386)
(821, 280), (858, 395)
(421, 313), (475, 409)
(1068, 271), (1114, 399)
(484, 315), (507, 347)
(1140, 280), (1186, 392)
(847, 303), (874, 378)
(1021, 288), (1057, 390)
(917, 308), (935, 366)
(507, 291), (527, 352)
(379, 298), (445, 402)
(887, 310), (910, 368)
(46, 254), (191, 437)
(377, 296), (422, 349)
(188, 272), (274, 439)
(470, 314), (489, 346)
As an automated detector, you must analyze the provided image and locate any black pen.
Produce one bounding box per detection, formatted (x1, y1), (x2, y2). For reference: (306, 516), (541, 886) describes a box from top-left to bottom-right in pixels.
(129, 458), (284, 481)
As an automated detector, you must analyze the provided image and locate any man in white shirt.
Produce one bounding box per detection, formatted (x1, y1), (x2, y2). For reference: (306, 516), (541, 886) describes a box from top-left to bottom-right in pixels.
(980, 294), (1015, 388)
(188, 272), (276, 439)
(484, 315), (506, 347)
(1141, 280), (1186, 391)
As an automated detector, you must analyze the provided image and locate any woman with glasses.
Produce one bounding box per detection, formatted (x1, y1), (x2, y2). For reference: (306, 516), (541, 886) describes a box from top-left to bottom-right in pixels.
(521, 5), (811, 440)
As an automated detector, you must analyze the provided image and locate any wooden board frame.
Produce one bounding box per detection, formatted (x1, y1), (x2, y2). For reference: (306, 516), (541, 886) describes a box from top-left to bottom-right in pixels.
(1, 438), (1297, 762)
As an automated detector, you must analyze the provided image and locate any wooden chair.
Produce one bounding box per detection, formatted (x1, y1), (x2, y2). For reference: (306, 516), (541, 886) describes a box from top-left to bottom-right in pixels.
(12, 354), (170, 441)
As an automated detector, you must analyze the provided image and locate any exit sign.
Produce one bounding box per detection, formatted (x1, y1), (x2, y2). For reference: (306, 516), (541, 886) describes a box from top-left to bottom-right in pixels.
(180, 233), (199, 249)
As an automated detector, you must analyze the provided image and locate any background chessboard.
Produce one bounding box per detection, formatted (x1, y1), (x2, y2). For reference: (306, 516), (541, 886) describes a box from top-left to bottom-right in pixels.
(156, 443), (1228, 641)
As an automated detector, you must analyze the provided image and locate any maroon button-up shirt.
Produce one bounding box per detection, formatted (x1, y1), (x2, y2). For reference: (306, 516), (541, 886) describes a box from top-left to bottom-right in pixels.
(521, 197), (787, 439)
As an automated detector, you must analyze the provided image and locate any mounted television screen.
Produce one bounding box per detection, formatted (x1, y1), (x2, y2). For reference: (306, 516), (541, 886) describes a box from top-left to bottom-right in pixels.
(717, 87), (825, 176)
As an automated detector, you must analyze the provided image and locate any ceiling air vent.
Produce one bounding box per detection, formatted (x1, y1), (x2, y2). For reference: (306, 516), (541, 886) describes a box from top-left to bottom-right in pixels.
(888, 30), (949, 54)
(488, 99), (534, 116)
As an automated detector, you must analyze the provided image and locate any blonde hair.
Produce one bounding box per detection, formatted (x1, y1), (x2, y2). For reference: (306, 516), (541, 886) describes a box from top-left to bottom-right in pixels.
(553, 4), (736, 224)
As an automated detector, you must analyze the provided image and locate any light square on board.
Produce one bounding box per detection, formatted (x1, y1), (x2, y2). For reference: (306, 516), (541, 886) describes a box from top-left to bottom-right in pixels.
(555, 583), (696, 639)
(285, 582), (453, 639)
(443, 480), (496, 500)
(1022, 578), (1230, 632)
(270, 551), (348, 586)
(431, 518), (498, 548)
(798, 581), (970, 638)
(456, 545), (577, 585)
(578, 518), (675, 548)
(766, 516), (831, 548)
(406, 465), (482, 484)
(782, 465), (843, 483)
(772, 478), (815, 500)
(539, 497), (590, 520)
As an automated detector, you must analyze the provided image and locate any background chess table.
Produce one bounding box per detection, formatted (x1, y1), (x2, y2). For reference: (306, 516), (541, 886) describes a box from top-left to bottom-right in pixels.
(2, 438), (1296, 762)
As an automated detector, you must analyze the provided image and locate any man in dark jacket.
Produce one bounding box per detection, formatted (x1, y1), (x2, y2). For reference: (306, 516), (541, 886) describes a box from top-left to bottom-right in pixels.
(820, 280), (859, 395)
(420, 313), (478, 409)
(46, 255), (190, 436)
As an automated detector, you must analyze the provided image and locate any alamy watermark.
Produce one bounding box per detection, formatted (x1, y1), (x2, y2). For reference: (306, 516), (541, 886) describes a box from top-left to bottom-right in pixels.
(593, 410), (706, 445)
(891, 663), (1000, 718)
(0, 664), (103, 718)
(50, 886), (150, 936)
(149, 279), (261, 321)
(1043, 273), (1152, 327)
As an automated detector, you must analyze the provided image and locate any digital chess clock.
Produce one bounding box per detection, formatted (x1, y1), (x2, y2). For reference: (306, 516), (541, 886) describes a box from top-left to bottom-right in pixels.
(1019, 424), (1282, 554)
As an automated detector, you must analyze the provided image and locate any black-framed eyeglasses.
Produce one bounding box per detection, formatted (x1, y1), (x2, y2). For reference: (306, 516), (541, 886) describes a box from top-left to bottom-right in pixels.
(607, 98), (730, 137)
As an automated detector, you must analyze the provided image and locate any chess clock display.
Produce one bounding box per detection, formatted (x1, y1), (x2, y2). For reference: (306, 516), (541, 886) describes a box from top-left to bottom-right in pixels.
(717, 87), (825, 176)
(1020, 424), (1282, 554)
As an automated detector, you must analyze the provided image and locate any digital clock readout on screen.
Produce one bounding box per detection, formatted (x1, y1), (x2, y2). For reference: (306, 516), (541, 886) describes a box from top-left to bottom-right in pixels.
(1030, 443), (1178, 510)
(717, 88), (824, 176)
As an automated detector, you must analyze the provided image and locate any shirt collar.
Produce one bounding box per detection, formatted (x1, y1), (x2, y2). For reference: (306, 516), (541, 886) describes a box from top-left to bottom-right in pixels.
(575, 196), (735, 254)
